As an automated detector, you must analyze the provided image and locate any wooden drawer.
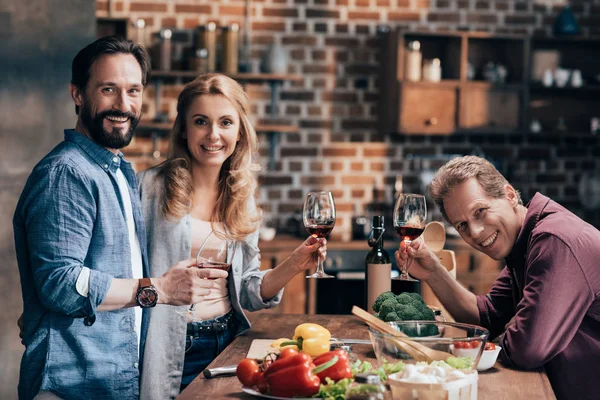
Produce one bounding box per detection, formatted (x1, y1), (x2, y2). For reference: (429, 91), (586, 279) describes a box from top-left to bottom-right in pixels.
(398, 85), (457, 134)
(459, 87), (520, 131)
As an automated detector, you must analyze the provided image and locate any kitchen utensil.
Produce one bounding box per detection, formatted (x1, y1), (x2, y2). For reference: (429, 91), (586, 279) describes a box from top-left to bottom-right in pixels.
(422, 221), (445, 254)
(352, 306), (452, 362)
(203, 365), (237, 378)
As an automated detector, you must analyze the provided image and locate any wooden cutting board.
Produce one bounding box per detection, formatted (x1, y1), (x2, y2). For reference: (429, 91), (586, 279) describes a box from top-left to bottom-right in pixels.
(246, 339), (278, 359)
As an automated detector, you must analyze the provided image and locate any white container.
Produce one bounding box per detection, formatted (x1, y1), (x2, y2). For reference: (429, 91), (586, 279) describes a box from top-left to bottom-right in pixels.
(389, 369), (478, 400)
(423, 58), (442, 82)
(405, 41), (422, 82)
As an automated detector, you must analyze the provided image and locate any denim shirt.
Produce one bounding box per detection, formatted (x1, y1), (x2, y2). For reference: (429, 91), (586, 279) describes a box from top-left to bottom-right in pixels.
(13, 129), (149, 400)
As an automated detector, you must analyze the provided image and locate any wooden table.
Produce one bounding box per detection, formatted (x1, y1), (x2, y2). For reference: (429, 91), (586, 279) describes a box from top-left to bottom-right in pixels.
(178, 314), (556, 400)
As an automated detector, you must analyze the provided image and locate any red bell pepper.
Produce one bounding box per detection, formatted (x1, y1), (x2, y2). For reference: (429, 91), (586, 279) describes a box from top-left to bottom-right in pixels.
(313, 349), (353, 383)
(264, 352), (339, 398)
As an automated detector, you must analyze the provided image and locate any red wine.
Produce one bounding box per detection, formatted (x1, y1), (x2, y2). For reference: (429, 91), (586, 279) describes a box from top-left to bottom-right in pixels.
(198, 260), (231, 272)
(395, 226), (424, 241)
(306, 224), (334, 238)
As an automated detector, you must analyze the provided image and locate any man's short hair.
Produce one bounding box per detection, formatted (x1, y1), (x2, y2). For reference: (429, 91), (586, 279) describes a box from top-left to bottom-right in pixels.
(71, 36), (151, 114)
(429, 155), (523, 221)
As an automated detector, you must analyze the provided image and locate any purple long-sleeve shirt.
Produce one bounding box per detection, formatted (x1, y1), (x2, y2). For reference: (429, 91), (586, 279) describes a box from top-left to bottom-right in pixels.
(476, 193), (600, 400)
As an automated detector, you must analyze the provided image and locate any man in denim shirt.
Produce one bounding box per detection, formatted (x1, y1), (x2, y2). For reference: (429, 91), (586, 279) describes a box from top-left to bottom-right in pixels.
(13, 37), (227, 400)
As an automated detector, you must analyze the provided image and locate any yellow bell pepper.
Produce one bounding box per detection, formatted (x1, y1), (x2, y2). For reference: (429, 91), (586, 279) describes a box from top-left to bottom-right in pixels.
(280, 323), (331, 357)
(271, 338), (298, 351)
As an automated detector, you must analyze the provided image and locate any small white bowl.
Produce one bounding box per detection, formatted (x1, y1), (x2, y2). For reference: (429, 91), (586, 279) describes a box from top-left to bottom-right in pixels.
(476, 346), (501, 371)
(450, 345), (501, 371)
(259, 227), (276, 241)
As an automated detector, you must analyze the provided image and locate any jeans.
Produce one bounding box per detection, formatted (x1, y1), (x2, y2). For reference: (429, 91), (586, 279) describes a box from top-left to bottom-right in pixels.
(180, 312), (238, 392)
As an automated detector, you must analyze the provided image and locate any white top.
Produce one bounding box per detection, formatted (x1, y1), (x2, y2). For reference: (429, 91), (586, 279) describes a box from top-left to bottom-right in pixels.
(190, 218), (231, 320)
(75, 167), (143, 356)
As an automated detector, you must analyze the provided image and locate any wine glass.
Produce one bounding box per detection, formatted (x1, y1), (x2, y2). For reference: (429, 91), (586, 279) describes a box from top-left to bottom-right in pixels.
(393, 193), (427, 282)
(303, 191), (336, 279)
(177, 230), (234, 322)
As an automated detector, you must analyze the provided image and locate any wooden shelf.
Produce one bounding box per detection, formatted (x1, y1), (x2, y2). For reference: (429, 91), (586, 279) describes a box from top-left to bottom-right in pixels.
(150, 70), (303, 82)
(530, 84), (600, 93)
(399, 80), (461, 88)
(137, 120), (299, 135)
(464, 81), (526, 90)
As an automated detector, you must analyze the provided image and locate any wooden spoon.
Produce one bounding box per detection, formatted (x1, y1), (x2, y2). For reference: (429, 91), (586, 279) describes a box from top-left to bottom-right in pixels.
(423, 221), (446, 254)
(352, 306), (452, 362)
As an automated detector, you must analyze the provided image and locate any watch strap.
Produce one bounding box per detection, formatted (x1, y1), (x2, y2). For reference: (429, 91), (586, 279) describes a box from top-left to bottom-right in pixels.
(139, 277), (152, 289)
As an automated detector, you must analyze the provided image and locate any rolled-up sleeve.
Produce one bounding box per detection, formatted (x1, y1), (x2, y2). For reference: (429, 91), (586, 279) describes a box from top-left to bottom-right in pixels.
(239, 230), (283, 311)
(476, 266), (515, 339)
(22, 164), (112, 318)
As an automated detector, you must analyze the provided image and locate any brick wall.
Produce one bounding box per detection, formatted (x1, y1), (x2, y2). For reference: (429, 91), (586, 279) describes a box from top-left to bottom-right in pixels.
(97, 0), (600, 240)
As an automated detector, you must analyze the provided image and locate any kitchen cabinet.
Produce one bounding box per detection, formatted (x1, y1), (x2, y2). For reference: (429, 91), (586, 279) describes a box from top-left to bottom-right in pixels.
(379, 30), (528, 135)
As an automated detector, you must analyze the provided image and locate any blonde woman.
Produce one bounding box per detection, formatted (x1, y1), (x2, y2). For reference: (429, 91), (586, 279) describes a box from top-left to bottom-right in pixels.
(136, 73), (326, 399)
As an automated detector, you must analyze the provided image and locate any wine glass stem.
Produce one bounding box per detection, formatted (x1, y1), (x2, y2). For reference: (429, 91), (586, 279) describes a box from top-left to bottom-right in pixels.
(402, 240), (412, 278)
(316, 256), (325, 275)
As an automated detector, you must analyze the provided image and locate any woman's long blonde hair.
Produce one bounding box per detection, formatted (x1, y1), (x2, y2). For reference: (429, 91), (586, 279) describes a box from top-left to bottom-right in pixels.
(160, 73), (261, 241)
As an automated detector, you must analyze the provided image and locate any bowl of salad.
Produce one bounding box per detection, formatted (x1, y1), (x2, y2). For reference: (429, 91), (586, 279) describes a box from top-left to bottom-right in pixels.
(452, 341), (501, 371)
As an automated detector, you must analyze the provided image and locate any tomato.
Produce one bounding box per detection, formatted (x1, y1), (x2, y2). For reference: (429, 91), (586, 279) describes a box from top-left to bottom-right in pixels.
(455, 340), (480, 349)
(485, 342), (496, 351)
(279, 347), (299, 359)
(236, 358), (262, 387)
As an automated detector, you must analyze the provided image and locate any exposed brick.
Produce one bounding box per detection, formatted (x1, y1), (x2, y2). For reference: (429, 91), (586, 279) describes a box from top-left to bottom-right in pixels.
(268, 189), (282, 200)
(505, 15), (536, 25)
(370, 162), (385, 171)
(315, 22), (329, 33)
(312, 50), (327, 61)
(345, 64), (378, 74)
(341, 176), (376, 185)
(253, 22), (286, 32)
(364, 147), (395, 157)
(519, 147), (552, 159)
(300, 176), (336, 185)
(293, 22), (308, 32)
(173, 4), (210, 13)
(475, 1), (490, 10)
(336, 0), (349, 5)
(377, 0), (391, 6)
(281, 91), (315, 101)
(289, 161), (303, 172)
(322, 92), (358, 102)
(388, 12), (420, 21)
(307, 133), (323, 144)
(356, 0), (370, 6)
(286, 105), (301, 115)
(161, 17), (177, 28)
(299, 120), (334, 129)
(259, 176), (293, 186)
(282, 36), (318, 46)
(349, 105), (364, 116)
(263, 8), (299, 17)
(289, 189), (303, 199)
(308, 106), (322, 116)
(219, 5), (244, 15)
(312, 78), (327, 89)
(314, 0), (330, 4)
(334, 51), (349, 62)
(351, 162), (365, 172)
(427, 12), (460, 23)
(304, 64), (336, 74)
(467, 14), (498, 24)
(281, 147), (319, 157)
(331, 161), (344, 171)
(279, 203), (305, 213)
(336, 24), (349, 34)
(324, 37), (360, 47)
(348, 11), (380, 20)
(306, 8), (340, 18)
(436, 0), (450, 8)
(494, 2), (510, 11)
(310, 162), (324, 172)
(323, 147), (358, 157)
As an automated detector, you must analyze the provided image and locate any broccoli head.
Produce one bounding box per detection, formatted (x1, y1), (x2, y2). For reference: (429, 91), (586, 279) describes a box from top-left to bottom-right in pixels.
(395, 292), (418, 307)
(372, 291), (396, 313)
(378, 298), (400, 320)
(384, 312), (400, 322)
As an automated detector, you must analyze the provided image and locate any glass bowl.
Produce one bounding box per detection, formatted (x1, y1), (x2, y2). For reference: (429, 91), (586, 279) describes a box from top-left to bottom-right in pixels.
(368, 321), (489, 369)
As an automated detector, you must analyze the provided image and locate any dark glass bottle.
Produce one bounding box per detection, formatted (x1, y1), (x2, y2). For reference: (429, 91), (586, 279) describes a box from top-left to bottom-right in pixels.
(365, 216), (392, 313)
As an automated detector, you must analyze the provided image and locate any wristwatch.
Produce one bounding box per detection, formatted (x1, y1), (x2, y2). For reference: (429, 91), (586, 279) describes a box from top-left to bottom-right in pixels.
(136, 278), (158, 308)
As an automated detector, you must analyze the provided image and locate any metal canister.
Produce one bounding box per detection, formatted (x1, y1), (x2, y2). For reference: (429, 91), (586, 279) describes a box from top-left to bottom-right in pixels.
(159, 29), (172, 71)
(222, 23), (239, 74)
(195, 22), (217, 72)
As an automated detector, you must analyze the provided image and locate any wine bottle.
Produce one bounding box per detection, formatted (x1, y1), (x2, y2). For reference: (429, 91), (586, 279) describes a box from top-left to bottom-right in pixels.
(365, 216), (392, 313)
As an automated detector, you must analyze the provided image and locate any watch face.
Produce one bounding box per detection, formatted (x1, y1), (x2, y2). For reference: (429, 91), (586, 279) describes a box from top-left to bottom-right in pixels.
(139, 288), (157, 306)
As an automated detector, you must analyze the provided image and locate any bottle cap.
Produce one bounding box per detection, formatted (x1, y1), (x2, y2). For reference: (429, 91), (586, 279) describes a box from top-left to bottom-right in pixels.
(371, 215), (384, 228)
(354, 373), (381, 384)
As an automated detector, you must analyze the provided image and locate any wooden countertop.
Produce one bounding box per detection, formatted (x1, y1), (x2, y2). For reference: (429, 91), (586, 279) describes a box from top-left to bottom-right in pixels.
(178, 314), (556, 400)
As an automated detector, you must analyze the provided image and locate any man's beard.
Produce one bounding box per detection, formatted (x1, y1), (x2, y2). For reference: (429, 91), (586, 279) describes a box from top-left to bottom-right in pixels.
(81, 103), (140, 149)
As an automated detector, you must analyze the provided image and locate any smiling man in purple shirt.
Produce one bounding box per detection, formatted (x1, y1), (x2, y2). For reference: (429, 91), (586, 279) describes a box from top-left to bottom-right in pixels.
(397, 155), (600, 400)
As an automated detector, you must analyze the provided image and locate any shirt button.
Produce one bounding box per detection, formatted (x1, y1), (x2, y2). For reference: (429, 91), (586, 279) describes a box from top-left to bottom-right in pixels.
(134, 362), (139, 368)
(112, 157), (118, 163)
(103, 164), (108, 169)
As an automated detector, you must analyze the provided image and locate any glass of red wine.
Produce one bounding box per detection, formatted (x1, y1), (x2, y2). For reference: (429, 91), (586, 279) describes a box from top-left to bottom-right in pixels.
(303, 191), (336, 279)
(393, 193), (427, 282)
(177, 230), (234, 322)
